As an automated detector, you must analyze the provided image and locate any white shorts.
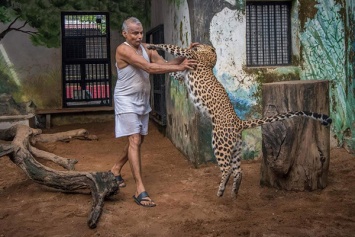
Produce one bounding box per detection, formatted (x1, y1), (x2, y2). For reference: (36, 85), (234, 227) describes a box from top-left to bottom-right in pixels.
(115, 113), (149, 138)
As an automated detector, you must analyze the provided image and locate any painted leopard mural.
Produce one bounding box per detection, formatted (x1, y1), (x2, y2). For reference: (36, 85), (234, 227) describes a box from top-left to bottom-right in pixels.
(147, 43), (332, 198)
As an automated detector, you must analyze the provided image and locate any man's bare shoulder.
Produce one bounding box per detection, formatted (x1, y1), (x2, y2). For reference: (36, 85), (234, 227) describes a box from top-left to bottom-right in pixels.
(116, 43), (132, 69)
(116, 43), (129, 54)
(116, 43), (135, 64)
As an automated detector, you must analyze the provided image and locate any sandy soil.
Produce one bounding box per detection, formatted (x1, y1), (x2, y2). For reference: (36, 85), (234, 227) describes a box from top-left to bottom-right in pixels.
(0, 120), (354, 237)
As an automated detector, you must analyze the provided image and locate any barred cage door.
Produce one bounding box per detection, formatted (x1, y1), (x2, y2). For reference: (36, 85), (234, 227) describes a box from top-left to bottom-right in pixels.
(61, 12), (112, 107)
(146, 25), (166, 125)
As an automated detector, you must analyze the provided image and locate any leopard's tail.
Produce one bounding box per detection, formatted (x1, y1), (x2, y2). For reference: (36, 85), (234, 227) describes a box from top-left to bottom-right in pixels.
(241, 111), (332, 130)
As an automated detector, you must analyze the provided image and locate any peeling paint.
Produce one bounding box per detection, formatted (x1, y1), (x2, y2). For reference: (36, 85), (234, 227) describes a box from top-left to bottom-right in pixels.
(157, 0), (355, 164)
(300, 0), (355, 146)
(208, 6), (264, 158)
(164, 0), (197, 162)
(210, 7), (254, 118)
(299, 0), (318, 30)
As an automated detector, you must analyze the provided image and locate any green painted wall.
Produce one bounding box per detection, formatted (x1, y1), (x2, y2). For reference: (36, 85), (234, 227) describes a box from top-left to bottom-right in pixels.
(299, 0), (355, 150)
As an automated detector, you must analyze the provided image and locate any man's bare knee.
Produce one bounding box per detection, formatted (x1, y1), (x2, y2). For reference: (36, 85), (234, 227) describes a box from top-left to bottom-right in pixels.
(128, 134), (142, 147)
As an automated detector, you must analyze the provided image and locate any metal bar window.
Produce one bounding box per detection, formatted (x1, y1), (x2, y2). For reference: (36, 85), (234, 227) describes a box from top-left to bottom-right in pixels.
(61, 12), (112, 107)
(246, 1), (291, 66)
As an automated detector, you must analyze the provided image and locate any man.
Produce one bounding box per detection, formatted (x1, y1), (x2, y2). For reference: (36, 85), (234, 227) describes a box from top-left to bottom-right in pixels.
(110, 17), (197, 207)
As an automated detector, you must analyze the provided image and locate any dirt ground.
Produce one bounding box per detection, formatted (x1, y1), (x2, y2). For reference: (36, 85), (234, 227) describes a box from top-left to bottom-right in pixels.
(0, 120), (354, 237)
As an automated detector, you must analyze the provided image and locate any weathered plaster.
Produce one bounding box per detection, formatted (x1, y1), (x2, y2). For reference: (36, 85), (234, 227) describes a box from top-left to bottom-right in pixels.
(298, 0), (318, 30)
(164, 0), (257, 163)
(344, 0), (355, 152)
(208, 5), (303, 159)
(162, 0), (201, 164)
(187, 0), (243, 44)
(210, 7), (261, 119)
(166, 1), (305, 160)
(208, 4), (267, 159)
(300, 0), (355, 147)
(155, 0), (355, 165)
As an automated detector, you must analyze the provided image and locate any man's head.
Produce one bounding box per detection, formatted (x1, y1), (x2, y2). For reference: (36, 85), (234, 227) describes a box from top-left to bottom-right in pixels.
(122, 17), (142, 32)
(122, 17), (143, 47)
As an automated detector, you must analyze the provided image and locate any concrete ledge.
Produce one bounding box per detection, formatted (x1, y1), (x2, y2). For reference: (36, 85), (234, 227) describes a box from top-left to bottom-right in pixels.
(0, 114), (36, 129)
(36, 107), (114, 129)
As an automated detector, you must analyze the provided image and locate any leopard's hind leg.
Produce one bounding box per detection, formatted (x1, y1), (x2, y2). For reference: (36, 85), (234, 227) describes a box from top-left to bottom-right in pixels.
(212, 131), (233, 197)
(231, 133), (243, 198)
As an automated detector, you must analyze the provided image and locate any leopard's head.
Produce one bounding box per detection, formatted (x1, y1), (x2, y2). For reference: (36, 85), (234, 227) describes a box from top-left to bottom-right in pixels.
(191, 44), (217, 68)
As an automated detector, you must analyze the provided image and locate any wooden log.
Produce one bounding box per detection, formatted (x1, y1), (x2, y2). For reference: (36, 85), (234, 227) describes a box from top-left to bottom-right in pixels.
(29, 146), (78, 170)
(0, 124), (118, 228)
(261, 80), (330, 191)
(30, 128), (98, 144)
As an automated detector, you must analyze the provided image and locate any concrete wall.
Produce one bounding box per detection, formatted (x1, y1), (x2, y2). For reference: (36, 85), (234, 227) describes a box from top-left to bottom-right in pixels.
(0, 24), (60, 83)
(151, 0), (206, 165)
(298, 0), (355, 152)
(0, 20), (121, 106)
(0, 17), (124, 125)
(150, 0), (355, 165)
(151, 0), (254, 165)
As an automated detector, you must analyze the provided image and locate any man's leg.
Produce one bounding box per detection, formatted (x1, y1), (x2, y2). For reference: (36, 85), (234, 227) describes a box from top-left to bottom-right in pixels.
(110, 141), (129, 176)
(110, 141), (129, 187)
(128, 133), (155, 207)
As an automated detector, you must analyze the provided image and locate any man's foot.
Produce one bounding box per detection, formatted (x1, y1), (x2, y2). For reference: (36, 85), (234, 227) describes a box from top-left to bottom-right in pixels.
(114, 175), (126, 188)
(133, 191), (156, 207)
(109, 171), (126, 188)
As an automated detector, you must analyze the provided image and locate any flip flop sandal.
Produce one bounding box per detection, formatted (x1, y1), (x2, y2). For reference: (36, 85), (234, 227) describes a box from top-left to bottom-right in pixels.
(108, 171), (126, 188)
(133, 191), (156, 207)
(114, 175), (126, 188)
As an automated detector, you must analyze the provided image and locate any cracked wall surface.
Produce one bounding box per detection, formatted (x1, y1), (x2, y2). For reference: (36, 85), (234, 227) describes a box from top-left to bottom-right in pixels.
(300, 0), (355, 149)
(152, 0), (355, 163)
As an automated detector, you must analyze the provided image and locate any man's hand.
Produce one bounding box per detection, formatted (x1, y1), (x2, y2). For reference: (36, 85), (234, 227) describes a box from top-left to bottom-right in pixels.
(188, 42), (200, 49)
(182, 43), (199, 70)
(180, 58), (198, 70)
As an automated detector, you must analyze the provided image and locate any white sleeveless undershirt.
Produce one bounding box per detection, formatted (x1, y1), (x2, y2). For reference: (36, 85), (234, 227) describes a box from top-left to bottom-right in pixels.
(114, 44), (151, 115)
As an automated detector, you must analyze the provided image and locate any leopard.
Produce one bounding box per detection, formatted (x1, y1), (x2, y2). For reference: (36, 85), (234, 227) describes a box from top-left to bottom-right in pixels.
(147, 43), (332, 198)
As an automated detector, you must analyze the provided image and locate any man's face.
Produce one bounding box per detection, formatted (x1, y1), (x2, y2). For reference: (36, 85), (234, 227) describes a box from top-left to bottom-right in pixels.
(123, 23), (143, 47)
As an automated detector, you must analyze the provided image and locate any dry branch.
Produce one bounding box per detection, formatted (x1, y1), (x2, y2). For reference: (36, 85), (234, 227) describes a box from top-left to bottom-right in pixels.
(29, 145), (78, 170)
(31, 128), (98, 144)
(0, 141), (13, 157)
(0, 124), (118, 228)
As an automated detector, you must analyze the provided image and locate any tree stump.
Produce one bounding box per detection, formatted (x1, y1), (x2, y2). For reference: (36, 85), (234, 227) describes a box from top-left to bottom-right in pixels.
(261, 80), (330, 191)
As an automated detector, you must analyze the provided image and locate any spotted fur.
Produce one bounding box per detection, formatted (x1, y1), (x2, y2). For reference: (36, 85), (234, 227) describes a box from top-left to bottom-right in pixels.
(147, 44), (332, 198)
